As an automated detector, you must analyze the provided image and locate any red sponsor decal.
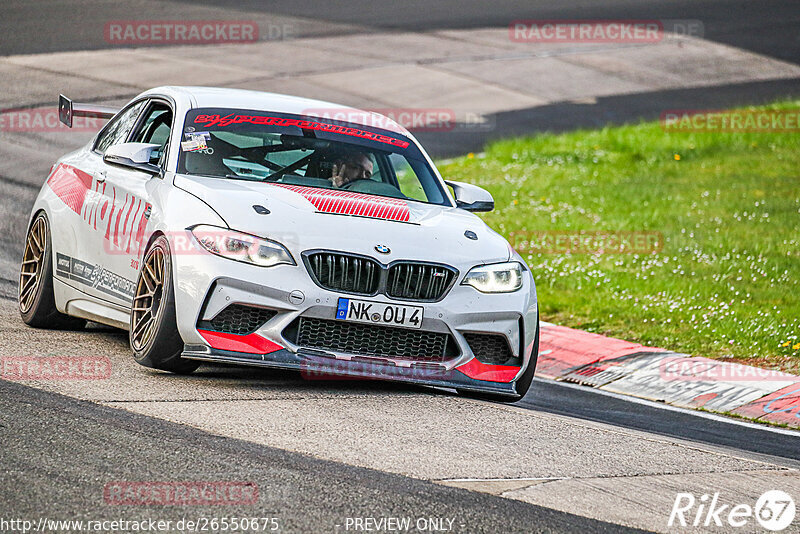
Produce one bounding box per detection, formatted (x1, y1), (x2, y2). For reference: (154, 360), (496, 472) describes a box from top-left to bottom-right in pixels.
(47, 164), (151, 258)
(104, 20), (259, 45)
(273, 184), (411, 222)
(103, 481), (259, 505)
(1, 356), (111, 380)
(198, 329), (283, 355)
(47, 164), (93, 215)
(193, 114), (410, 148)
(510, 20), (663, 42)
(455, 358), (520, 383)
(85, 176), (151, 257)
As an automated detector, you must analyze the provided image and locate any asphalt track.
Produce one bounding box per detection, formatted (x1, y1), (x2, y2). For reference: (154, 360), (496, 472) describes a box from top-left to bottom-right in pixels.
(1, 1), (800, 532)
(3, 0), (799, 64)
(2, 0), (799, 158)
(524, 379), (800, 465)
(1, 299), (799, 531)
(1, 379), (640, 534)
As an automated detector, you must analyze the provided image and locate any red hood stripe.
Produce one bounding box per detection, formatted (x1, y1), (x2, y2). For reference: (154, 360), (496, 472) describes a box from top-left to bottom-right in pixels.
(274, 184), (411, 222)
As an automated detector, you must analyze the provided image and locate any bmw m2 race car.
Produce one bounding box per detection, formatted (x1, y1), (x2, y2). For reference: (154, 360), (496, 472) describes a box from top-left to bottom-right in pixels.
(19, 87), (539, 401)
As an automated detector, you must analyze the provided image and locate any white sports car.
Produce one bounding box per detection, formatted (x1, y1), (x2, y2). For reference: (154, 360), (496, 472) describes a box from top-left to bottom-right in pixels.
(19, 87), (539, 401)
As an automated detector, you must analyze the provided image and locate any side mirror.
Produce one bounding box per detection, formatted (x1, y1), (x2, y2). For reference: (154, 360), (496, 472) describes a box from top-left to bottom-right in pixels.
(103, 142), (162, 176)
(445, 180), (494, 212)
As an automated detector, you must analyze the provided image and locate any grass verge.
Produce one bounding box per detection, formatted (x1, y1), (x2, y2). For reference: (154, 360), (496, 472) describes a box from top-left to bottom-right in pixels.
(438, 101), (800, 372)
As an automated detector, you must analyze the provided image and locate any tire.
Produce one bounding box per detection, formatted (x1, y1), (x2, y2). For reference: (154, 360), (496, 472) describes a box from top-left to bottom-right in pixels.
(19, 212), (86, 330)
(458, 317), (540, 403)
(130, 235), (199, 375)
(510, 318), (539, 401)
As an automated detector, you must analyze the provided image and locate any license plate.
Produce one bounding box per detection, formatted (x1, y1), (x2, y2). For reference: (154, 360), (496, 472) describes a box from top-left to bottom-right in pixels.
(336, 298), (423, 329)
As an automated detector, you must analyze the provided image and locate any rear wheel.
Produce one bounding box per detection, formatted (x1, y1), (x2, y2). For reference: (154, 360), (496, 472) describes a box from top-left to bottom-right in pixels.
(130, 235), (199, 375)
(19, 212), (86, 330)
(459, 317), (539, 403)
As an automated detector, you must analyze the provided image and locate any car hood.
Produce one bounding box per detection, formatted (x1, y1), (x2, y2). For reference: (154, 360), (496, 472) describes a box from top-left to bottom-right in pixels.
(173, 174), (511, 266)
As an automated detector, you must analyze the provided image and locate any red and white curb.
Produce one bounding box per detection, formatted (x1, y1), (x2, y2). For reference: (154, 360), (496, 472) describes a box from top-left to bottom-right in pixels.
(536, 322), (800, 428)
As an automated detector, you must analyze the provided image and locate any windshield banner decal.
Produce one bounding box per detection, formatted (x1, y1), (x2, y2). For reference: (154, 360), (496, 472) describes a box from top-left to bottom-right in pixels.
(193, 114), (410, 148)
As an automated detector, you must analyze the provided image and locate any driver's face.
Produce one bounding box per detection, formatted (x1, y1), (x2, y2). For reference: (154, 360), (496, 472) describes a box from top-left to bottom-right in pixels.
(334, 154), (373, 187)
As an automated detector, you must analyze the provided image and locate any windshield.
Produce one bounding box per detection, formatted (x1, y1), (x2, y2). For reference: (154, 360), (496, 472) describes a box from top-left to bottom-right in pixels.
(178, 108), (449, 205)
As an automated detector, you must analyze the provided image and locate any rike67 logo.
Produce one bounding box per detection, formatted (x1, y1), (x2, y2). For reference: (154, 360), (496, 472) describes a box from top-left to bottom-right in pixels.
(669, 490), (796, 531)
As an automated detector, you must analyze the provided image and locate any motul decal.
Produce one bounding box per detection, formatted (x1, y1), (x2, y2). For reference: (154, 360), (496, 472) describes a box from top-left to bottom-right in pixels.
(193, 114), (410, 148)
(47, 163), (151, 257)
(274, 184), (411, 222)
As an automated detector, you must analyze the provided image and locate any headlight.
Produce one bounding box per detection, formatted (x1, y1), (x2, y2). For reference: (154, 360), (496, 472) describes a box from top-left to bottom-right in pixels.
(190, 225), (295, 267)
(462, 261), (523, 293)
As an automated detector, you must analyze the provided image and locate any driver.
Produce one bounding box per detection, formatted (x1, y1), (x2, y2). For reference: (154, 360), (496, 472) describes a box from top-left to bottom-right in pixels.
(330, 151), (373, 188)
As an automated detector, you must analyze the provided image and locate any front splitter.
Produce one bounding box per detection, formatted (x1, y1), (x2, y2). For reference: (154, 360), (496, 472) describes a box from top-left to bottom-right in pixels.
(181, 346), (520, 397)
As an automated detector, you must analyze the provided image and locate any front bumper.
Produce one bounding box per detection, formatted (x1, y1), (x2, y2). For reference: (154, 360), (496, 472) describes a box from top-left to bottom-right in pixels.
(172, 247), (538, 394)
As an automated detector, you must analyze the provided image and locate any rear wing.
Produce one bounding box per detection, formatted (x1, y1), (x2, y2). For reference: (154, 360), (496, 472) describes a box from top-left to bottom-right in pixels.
(58, 94), (118, 128)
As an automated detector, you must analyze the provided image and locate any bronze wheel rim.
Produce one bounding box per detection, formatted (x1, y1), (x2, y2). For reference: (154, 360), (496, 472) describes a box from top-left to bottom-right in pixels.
(131, 246), (165, 351)
(19, 216), (47, 313)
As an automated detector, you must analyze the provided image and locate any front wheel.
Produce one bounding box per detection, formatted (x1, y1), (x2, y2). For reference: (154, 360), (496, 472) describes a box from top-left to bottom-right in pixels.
(130, 235), (199, 375)
(459, 318), (539, 403)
